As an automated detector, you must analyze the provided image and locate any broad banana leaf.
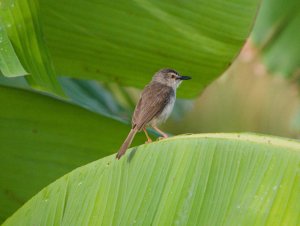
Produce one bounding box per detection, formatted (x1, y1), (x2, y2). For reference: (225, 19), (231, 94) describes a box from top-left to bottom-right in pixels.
(251, 0), (300, 78)
(40, 0), (260, 97)
(3, 134), (300, 226)
(0, 85), (145, 222)
(2, 0), (261, 97)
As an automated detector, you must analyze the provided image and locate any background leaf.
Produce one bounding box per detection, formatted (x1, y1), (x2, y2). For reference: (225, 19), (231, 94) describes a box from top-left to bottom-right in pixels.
(58, 77), (130, 121)
(0, 21), (27, 77)
(251, 0), (300, 78)
(38, 0), (260, 97)
(3, 134), (300, 226)
(0, 85), (145, 222)
(0, 0), (63, 94)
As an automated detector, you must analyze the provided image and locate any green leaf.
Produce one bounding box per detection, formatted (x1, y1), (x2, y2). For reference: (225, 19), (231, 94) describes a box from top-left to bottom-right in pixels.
(251, 0), (300, 77)
(0, 85), (145, 223)
(0, 0), (63, 95)
(59, 77), (129, 121)
(3, 134), (300, 225)
(0, 21), (27, 77)
(39, 0), (260, 97)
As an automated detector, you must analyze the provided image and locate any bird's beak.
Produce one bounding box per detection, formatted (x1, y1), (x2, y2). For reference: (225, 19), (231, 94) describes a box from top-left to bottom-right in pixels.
(177, 75), (192, 80)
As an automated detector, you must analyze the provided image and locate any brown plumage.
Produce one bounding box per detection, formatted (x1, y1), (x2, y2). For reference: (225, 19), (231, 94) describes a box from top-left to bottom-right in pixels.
(116, 68), (191, 159)
(132, 82), (174, 130)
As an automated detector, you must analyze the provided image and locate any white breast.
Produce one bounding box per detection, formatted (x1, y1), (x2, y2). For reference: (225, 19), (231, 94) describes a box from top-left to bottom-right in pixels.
(154, 96), (175, 125)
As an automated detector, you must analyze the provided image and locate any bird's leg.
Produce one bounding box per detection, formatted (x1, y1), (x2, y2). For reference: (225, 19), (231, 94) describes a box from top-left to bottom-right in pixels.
(152, 125), (168, 139)
(143, 128), (152, 143)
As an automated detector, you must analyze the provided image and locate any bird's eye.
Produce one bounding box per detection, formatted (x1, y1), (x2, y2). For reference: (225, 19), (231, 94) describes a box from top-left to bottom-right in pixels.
(171, 74), (176, 79)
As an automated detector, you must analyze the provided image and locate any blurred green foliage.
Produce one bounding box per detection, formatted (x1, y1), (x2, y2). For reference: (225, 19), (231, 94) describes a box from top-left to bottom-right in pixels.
(252, 0), (300, 78)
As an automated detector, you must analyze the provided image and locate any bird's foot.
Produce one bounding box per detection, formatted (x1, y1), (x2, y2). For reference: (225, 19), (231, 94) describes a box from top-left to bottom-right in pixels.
(145, 139), (153, 144)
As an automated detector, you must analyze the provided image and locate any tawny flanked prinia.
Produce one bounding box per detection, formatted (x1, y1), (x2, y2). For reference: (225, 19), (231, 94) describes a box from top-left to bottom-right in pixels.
(116, 68), (191, 159)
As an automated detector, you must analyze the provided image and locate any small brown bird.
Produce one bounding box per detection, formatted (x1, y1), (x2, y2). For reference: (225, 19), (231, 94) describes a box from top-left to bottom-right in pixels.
(116, 68), (191, 159)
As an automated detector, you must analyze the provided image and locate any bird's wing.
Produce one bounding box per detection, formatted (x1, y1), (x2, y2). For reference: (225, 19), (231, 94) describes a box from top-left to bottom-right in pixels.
(132, 82), (174, 130)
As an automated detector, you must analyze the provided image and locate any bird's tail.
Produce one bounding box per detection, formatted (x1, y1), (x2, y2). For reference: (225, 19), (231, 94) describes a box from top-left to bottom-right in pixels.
(116, 129), (137, 159)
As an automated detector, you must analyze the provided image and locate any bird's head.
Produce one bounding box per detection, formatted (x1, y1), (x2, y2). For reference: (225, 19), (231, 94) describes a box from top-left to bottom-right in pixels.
(152, 68), (191, 89)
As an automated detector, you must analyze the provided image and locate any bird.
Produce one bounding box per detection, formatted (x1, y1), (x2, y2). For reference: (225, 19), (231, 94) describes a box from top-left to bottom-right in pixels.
(116, 68), (191, 159)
